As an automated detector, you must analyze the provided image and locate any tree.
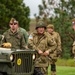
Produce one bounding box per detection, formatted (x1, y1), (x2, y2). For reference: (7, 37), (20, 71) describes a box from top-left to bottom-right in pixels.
(0, 0), (30, 33)
(35, 0), (75, 59)
(53, 0), (75, 58)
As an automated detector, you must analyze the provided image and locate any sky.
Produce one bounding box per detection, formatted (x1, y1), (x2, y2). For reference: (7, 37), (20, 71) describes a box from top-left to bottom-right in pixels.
(24, 0), (42, 18)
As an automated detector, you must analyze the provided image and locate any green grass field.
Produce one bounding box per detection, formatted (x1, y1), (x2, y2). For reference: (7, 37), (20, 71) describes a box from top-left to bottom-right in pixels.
(48, 66), (75, 75)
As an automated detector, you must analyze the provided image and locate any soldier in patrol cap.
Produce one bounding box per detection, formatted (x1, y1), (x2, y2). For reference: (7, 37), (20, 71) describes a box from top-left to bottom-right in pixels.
(11, 18), (29, 49)
(47, 24), (62, 75)
(1, 18), (26, 49)
(28, 21), (57, 75)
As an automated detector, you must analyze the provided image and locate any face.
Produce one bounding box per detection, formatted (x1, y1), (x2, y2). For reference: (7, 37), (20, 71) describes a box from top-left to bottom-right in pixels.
(37, 27), (45, 34)
(47, 28), (54, 34)
(9, 22), (18, 32)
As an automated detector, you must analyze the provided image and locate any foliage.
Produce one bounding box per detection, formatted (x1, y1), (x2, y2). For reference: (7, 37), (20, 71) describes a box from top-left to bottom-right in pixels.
(35, 0), (75, 59)
(48, 58), (75, 75)
(0, 0), (30, 33)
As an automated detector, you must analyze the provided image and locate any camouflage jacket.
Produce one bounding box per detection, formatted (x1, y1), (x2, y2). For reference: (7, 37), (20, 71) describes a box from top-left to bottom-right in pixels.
(2, 29), (26, 49)
(28, 31), (57, 67)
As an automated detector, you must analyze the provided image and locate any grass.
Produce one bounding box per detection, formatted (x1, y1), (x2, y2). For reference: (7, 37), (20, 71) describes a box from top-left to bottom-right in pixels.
(48, 66), (75, 75)
(48, 58), (75, 75)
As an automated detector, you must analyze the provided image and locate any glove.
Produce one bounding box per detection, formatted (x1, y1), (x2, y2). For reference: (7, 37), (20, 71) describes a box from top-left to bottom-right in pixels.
(1, 42), (12, 48)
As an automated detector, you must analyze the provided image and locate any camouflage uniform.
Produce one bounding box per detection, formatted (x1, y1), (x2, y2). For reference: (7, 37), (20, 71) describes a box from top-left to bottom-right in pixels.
(28, 21), (57, 75)
(47, 24), (62, 75)
(1, 18), (26, 49)
(2, 29), (26, 49)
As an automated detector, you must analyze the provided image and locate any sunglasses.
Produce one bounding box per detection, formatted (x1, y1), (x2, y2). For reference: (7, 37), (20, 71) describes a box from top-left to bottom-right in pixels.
(10, 23), (17, 25)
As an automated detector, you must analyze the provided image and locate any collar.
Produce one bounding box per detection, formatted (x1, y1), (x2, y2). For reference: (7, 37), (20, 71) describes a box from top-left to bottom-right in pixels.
(9, 29), (18, 35)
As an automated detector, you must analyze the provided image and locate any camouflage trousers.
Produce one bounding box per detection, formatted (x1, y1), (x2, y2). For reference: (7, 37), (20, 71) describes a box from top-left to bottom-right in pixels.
(34, 67), (48, 75)
(48, 60), (56, 75)
(39, 65), (56, 75)
(41, 67), (48, 75)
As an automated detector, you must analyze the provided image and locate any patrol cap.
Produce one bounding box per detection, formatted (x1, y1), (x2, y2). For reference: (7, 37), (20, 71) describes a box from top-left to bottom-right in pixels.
(47, 24), (54, 29)
(9, 18), (18, 24)
(36, 21), (46, 29)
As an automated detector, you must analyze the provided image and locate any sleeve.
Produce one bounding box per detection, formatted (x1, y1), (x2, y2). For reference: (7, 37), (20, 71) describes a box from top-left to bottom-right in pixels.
(28, 33), (36, 50)
(0, 32), (7, 47)
(1, 32), (6, 43)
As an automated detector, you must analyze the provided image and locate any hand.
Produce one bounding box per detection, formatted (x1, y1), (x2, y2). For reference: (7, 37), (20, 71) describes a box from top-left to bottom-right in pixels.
(25, 46), (29, 49)
(38, 50), (43, 55)
(43, 51), (49, 56)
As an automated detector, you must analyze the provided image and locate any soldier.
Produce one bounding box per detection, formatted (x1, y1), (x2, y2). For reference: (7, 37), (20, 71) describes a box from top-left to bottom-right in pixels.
(9, 18), (29, 48)
(28, 21), (57, 75)
(11, 18), (29, 49)
(46, 24), (62, 75)
(1, 18), (26, 49)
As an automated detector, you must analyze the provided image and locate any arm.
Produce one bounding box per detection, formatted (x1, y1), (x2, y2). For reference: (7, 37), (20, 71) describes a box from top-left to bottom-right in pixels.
(28, 33), (43, 55)
(28, 33), (37, 50)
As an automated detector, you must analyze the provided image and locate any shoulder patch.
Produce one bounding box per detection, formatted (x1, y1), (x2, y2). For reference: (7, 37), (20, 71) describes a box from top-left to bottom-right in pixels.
(29, 35), (33, 40)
